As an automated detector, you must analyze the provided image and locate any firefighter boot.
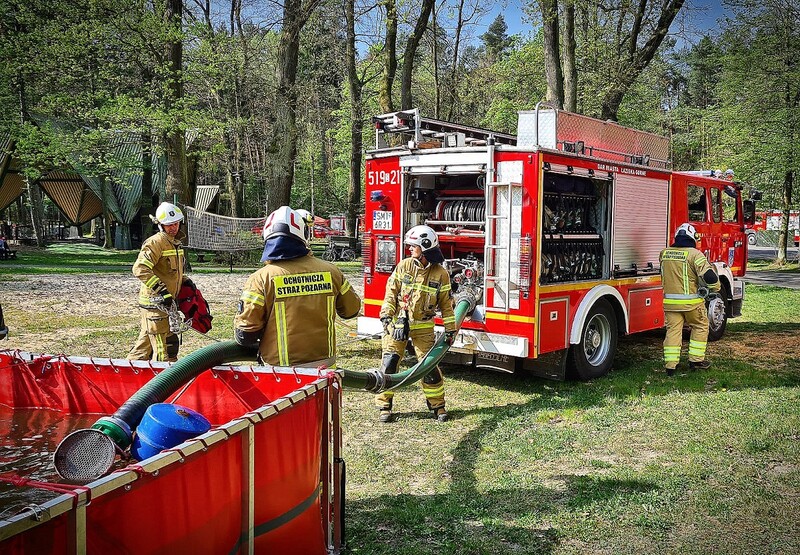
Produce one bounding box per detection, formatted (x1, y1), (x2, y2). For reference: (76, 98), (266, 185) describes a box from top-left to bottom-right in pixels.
(433, 407), (448, 422)
(379, 402), (393, 423)
(376, 353), (401, 423)
(689, 360), (711, 370)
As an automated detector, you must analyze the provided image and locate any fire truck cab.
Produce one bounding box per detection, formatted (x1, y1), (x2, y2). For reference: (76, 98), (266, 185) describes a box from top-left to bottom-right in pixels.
(357, 106), (752, 379)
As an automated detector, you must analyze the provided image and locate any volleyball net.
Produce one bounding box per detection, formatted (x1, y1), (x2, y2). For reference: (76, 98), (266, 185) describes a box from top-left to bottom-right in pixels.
(184, 206), (265, 252)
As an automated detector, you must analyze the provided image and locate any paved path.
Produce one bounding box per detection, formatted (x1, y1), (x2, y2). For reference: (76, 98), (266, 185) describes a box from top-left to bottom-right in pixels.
(744, 270), (800, 289)
(745, 246), (800, 289)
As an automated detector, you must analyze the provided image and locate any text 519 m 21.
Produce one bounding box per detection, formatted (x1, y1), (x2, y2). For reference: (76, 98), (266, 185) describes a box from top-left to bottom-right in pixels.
(367, 170), (401, 186)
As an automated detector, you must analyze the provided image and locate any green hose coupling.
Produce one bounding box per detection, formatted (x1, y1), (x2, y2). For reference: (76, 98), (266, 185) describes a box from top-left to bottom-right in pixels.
(93, 415), (133, 450)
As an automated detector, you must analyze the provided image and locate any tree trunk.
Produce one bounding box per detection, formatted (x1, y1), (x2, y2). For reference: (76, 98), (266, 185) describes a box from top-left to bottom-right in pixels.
(100, 177), (113, 249)
(562, 0), (577, 112)
(163, 0), (188, 203)
(266, 0), (321, 213)
(14, 70), (45, 246)
(599, 0), (685, 120)
(139, 132), (157, 245)
(268, 14), (301, 212)
(25, 177), (45, 247)
(431, 2), (440, 119)
(379, 0), (398, 113)
(777, 171), (793, 265)
(540, 0), (564, 108)
(446, 0), (466, 121)
(400, 0), (435, 110)
(346, 0), (364, 236)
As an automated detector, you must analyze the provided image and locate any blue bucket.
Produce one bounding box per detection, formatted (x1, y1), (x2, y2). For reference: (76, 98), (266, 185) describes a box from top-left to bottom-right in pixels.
(131, 403), (211, 461)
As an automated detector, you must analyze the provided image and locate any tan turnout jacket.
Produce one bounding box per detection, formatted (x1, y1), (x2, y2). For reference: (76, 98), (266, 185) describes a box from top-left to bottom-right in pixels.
(380, 257), (456, 333)
(659, 247), (719, 312)
(133, 231), (186, 306)
(234, 253), (361, 366)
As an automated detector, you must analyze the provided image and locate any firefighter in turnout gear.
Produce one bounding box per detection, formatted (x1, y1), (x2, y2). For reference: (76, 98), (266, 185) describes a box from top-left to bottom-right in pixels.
(128, 202), (189, 362)
(376, 225), (456, 423)
(659, 223), (720, 376)
(234, 206), (361, 367)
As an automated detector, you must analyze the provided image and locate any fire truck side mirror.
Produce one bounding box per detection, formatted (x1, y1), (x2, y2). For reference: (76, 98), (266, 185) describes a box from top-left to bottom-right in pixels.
(743, 200), (757, 225)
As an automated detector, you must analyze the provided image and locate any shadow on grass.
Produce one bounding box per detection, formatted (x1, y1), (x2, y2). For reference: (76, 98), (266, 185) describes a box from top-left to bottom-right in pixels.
(347, 397), (663, 554)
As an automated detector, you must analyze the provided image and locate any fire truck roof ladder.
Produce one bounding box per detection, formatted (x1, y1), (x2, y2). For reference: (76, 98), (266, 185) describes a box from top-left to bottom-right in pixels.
(518, 101), (672, 169)
(484, 179), (514, 313)
(372, 108), (517, 149)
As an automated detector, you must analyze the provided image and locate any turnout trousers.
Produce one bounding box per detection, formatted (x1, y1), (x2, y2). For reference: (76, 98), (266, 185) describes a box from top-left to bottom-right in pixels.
(663, 306), (709, 370)
(375, 328), (445, 411)
(128, 307), (179, 362)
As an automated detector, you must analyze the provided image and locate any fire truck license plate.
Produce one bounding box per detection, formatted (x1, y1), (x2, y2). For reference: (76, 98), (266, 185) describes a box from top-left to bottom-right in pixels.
(373, 210), (392, 230)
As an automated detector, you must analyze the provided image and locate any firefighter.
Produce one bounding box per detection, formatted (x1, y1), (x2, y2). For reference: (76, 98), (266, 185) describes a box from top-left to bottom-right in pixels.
(296, 209), (314, 242)
(659, 223), (720, 376)
(128, 202), (189, 362)
(0, 303), (7, 340)
(376, 225), (456, 423)
(234, 206), (361, 367)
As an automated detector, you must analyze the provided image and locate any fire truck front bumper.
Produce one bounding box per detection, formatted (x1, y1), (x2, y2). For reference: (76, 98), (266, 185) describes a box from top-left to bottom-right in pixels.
(356, 317), (529, 358)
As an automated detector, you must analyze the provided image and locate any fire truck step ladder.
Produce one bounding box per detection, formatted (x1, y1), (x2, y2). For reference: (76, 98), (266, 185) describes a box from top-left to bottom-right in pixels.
(484, 180), (514, 312)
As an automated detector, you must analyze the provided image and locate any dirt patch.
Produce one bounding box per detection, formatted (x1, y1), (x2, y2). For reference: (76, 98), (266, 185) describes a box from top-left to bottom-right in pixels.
(3, 269), (365, 320)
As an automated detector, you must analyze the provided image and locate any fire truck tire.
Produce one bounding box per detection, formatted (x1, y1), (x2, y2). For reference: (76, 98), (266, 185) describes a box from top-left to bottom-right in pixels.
(707, 284), (729, 342)
(567, 299), (618, 380)
(747, 232), (757, 245)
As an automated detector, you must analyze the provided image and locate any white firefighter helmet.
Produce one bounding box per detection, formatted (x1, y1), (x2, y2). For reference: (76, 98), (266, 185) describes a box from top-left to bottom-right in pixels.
(404, 225), (439, 250)
(262, 206), (310, 244)
(155, 202), (184, 225)
(675, 222), (699, 241)
(296, 209), (313, 225)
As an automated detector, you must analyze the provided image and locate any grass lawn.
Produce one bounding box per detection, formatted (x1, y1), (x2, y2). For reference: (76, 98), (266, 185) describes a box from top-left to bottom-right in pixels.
(338, 294), (800, 554)
(2, 244), (799, 554)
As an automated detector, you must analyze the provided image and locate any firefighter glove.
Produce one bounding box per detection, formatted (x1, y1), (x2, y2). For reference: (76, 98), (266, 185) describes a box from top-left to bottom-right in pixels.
(380, 316), (393, 336)
(444, 330), (456, 344)
(160, 293), (176, 310)
(392, 317), (409, 342)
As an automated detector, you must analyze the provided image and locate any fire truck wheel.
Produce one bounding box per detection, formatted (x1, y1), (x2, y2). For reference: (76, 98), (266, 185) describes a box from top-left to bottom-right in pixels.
(567, 299), (618, 380)
(747, 232), (757, 245)
(707, 284), (729, 342)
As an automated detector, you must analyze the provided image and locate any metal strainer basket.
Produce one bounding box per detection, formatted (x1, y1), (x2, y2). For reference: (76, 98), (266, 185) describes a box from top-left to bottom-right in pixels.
(54, 429), (117, 482)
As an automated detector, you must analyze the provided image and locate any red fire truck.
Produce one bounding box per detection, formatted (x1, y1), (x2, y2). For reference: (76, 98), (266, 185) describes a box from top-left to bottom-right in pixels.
(746, 210), (800, 245)
(357, 106), (756, 379)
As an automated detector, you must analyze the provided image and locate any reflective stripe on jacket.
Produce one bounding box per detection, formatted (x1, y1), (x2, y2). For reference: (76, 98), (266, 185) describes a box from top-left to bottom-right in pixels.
(659, 247), (719, 312)
(234, 253), (361, 366)
(133, 231), (185, 306)
(380, 257), (456, 332)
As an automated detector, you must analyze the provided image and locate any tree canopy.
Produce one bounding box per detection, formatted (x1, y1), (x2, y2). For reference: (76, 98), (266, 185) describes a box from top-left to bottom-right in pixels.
(0, 0), (796, 255)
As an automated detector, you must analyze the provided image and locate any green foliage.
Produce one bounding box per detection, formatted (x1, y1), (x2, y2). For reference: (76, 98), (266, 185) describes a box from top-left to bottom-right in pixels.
(480, 14), (512, 59)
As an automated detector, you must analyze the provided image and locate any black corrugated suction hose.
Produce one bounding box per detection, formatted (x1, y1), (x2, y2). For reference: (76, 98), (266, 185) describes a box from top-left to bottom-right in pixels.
(116, 341), (259, 430)
(94, 286), (478, 449)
